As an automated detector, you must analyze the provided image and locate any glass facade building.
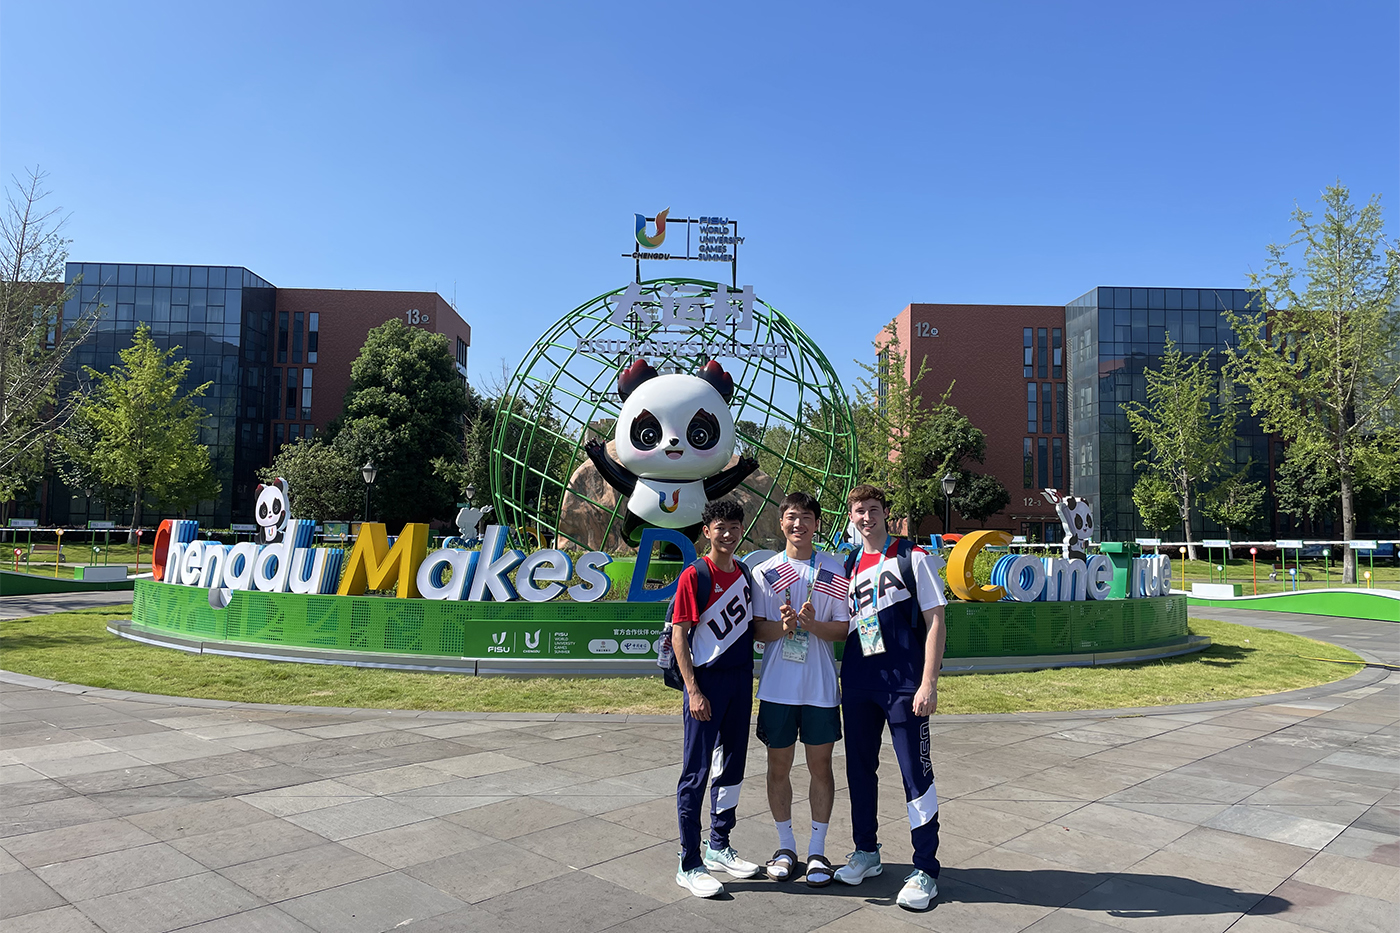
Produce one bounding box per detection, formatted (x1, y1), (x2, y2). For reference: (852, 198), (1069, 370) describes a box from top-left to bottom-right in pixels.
(61, 263), (277, 527)
(1066, 286), (1271, 541)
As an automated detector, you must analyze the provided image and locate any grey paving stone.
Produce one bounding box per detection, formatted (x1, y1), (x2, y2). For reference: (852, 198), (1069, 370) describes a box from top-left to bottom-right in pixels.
(163, 905), (319, 932)
(278, 872), (468, 933)
(0, 904), (106, 933)
(512, 815), (669, 869)
(86, 779), (227, 817)
(52, 763), (183, 794)
(1001, 823), (1157, 874)
(596, 796), (684, 840)
(282, 796), (429, 840)
(2, 797), (118, 838)
(334, 763), (458, 795)
(1204, 805), (1349, 850)
(219, 842), (389, 902)
(406, 840), (573, 903)
(1353, 802), (1400, 835)
(1052, 801), (1196, 849)
(931, 800), (1045, 847)
(3, 817), (160, 868)
(1121, 849), (1284, 911)
(1, 777), (75, 806)
(237, 778), (370, 816)
(1019, 911), (1125, 933)
(1060, 875), (1246, 932)
(942, 848), (1110, 908)
(338, 818), (496, 869)
(74, 871), (266, 933)
(126, 797), (274, 840)
(0, 867), (66, 920)
(169, 818), (329, 870)
(195, 764), (325, 796)
(475, 870), (666, 933)
(366, 902), (527, 932)
(160, 750), (281, 779)
(1322, 825), (1400, 863)
(1160, 826), (1315, 878)
(34, 841), (205, 900)
(1291, 850), (1400, 901)
(1259, 878), (1397, 933)
(445, 795), (588, 840)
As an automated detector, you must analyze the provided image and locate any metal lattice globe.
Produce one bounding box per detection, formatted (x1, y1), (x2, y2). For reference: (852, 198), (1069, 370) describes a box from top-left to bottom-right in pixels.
(490, 278), (858, 552)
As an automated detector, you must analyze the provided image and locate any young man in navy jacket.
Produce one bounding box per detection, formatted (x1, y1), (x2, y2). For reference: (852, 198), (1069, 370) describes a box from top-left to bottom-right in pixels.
(671, 499), (761, 897)
(834, 484), (948, 911)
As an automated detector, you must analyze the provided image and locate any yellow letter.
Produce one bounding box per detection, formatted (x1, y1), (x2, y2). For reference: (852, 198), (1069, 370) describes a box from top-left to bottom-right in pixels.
(336, 523), (431, 598)
(947, 530), (1011, 602)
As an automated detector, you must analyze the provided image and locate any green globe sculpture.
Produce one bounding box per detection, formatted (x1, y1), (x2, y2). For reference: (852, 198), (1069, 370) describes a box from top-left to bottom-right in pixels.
(490, 278), (858, 552)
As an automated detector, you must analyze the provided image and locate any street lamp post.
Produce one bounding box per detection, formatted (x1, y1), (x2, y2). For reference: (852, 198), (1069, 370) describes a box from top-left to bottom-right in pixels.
(361, 461), (378, 525)
(465, 483), (476, 510)
(941, 473), (957, 537)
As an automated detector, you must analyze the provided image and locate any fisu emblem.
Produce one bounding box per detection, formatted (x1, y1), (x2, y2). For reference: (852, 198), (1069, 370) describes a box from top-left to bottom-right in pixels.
(658, 489), (681, 513)
(491, 632), (507, 646)
(524, 630), (541, 650)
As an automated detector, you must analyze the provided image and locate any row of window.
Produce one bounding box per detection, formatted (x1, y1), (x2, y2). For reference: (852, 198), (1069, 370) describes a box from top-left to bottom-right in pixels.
(1023, 437), (1064, 490)
(270, 367), (313, 421)
(67, 263), (272, 291)
(1025, 382), (1067, 434)
(1023, 328), (1063, 379)
(273, 422), (314, 447)
(278, 311), (320, 363)
(1094, 287), (1255, 312)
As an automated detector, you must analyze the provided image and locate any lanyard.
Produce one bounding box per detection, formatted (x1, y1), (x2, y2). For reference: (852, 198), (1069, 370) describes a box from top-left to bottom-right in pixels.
(852, 536), (891, 614)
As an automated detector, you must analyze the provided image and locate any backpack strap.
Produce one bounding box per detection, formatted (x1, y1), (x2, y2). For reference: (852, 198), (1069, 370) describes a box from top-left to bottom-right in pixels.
(894, 538), (926, 632)
(843, 548), (860, 579)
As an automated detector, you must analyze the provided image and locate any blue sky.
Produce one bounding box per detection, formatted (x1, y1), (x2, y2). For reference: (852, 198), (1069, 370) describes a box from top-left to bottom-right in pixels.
(3, 1), (1395, 388)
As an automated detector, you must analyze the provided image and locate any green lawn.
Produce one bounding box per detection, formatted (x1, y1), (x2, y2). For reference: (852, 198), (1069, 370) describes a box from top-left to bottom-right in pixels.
(0, 606), (1365, 715)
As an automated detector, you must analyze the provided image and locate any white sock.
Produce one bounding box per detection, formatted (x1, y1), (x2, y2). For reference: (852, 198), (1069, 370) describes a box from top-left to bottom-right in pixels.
(809, 821), (829, 858)
(775, 819), (797, 853)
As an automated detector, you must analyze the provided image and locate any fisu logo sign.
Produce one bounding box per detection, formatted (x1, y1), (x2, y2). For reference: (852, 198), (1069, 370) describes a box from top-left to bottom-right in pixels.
(635, 208), (669, 249)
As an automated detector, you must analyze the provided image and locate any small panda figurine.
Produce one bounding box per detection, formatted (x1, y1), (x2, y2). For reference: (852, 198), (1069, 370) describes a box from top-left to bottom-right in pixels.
(255, 478), (291, 544)
(1041, 488), (1094, 560)
(585, 359), (758, 544)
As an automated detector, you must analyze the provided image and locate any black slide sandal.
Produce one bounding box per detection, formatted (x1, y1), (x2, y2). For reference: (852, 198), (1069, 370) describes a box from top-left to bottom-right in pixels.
(766, 848), (798, 881)
(805, 853), (835, 887)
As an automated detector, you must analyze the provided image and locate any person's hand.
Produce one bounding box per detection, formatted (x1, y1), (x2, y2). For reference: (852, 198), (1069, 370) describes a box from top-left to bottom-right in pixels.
(912, 682), (938, 717)
(689, 691), (712, 721)
(778, 603), (799, 635)
(797, 600), (816, 629)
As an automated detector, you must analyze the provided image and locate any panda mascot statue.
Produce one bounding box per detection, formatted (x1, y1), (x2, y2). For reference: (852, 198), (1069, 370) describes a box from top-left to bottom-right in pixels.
(584, 358), (759, 544)
(1041, 487), (1095, 560)
(255, 478), (291, 544)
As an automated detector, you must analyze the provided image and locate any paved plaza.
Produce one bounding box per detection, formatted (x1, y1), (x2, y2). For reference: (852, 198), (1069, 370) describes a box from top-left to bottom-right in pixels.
(0, 595), (1396, 933)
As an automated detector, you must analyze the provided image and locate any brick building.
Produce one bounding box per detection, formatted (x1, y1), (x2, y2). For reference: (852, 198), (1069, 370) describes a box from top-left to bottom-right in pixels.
(35, 262), (471, 528)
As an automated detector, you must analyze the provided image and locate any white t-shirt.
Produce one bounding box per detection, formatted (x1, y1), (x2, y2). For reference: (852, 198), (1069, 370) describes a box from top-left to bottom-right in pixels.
(753, 550), (851, 707)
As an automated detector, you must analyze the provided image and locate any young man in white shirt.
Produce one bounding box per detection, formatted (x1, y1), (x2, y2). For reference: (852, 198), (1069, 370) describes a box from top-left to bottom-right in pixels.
(833, 484), (948, 911)
(751, 492), (851, 886)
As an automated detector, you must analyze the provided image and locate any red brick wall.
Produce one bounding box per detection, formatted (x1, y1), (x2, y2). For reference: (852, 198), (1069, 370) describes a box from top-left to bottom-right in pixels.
(273, 289), (472, 430)
(882, 303), (1067, 536)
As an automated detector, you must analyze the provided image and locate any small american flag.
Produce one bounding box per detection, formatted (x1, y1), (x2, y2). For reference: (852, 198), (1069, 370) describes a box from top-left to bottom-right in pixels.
(764, 564), (802, 597)
(813, 566), (848, 601)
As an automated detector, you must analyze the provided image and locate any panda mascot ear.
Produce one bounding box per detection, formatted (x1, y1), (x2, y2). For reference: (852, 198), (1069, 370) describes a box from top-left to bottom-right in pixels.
(617, 359), (658, 402)
(274, 477), (288, 493)
(698, 360), (734, 403)
(255, 483), (266, 496)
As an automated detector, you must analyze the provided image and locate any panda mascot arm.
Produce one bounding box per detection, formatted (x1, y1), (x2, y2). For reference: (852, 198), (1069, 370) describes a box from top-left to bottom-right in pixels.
(583, 437), (638, 497)
(703, 454), (760, 499)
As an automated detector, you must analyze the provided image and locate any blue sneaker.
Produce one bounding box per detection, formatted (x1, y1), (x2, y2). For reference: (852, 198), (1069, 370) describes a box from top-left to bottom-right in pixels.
(675, 856), (724, 898)
(703, 842), (761, 879)
(834, 844), (882, 884)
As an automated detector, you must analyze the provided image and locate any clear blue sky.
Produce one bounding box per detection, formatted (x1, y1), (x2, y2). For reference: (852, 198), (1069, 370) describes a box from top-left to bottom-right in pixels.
(3, 1), (1395, 388)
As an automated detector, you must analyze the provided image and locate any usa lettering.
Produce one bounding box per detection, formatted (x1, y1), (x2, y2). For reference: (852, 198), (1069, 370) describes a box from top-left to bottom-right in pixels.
(849, 570), (909, 614)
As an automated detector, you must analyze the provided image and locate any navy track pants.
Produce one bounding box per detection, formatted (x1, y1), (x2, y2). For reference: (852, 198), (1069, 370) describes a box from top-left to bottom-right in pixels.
(842, 690), (941, 877)
(677, 665), (752, 871)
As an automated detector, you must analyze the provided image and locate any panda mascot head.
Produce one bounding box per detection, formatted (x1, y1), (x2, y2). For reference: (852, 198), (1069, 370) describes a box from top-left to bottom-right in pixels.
(614, 359), (738, 481)
(1042, 487), (1094, 560)
(255, 478), (291, 544)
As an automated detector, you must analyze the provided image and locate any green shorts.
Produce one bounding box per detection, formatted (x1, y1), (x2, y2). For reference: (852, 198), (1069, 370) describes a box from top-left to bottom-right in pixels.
(756, 701), (842, 749)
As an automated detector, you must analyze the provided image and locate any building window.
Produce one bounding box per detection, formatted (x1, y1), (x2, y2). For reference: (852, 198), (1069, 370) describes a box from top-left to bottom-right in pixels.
(1023, 438), (1033, 488)
(292, 312), (304, 363)
(308, 312), (319, 363)
(1041, 382), (1052, 433)
(876, 347), (889, 413)
(301, 368), (312, 420)
(1053, 437), (1063, 488)
(288, 424), (301, 441)
(1038, 437), (1048, 489)
(1052, 328), (1063, 378)
(277, 311), (288, 363)
(456, 336), (469, 368)
(1026, 383), (1037, 433)
(1056, 383), (1067, 434)
(286, 367), (298, 420)
(1037, 328), (1048, 379)
(270, 368), (281, 416)
(274, 422), (284, 449)
(1023, 328), (1033, 377)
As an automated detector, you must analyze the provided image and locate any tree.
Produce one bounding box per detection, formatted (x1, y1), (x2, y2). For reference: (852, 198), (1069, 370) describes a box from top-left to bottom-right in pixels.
(1225, 182), (1400, 583)
(1200, 471), (1267, 540)
(1132, 473), (1181, 535)
(327, 319), (469, 527)
(63, 324), (219, 539)
(855, 324), (1007, 535)
(0, 169), (99, 510)
(262, 437), (361, 521)
(1123, 337), (1235, 559)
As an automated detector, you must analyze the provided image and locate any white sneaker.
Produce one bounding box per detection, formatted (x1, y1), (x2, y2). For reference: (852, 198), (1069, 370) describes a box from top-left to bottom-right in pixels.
(834, 845), (883, 884)
(675, 862), (724, 898)
(702, 842), (761, 879)
(896, 869), (937, 910)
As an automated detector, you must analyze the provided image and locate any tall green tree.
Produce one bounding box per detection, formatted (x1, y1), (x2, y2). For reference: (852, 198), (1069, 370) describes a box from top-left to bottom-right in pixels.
(855, 324), (1008, 535)
(1200, 470), (1267, 540)
(262, 437), (361, 521)
(62, 324), (219, 539)
(0, 169), (99, 511)
(1122, 337), (1235, 559)
(327, 319), (469, 527)
(1225, 183), (1400, 583)
(1132, 473), (1182, 535)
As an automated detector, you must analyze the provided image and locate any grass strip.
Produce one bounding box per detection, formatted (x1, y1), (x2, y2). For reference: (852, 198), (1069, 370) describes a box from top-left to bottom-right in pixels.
(0, 607), (1365, 716)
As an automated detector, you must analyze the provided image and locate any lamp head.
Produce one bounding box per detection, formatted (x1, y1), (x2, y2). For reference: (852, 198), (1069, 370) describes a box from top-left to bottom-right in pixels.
(941, 473), (957, 497)
(362, 461), (378, 485)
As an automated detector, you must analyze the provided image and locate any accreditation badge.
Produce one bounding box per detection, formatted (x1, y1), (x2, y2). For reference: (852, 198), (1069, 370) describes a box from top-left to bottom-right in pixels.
(855, 609), (886, 656)
(781, 629), (810, 663)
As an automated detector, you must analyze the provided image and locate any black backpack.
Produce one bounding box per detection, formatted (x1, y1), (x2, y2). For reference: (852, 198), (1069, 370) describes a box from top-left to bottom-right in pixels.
(844, 538), (922, 631)
(657, 558), (756, 690)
